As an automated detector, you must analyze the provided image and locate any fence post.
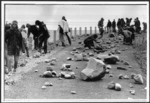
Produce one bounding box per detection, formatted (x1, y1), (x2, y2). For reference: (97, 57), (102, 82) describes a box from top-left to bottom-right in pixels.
(79, 27), (82, 35)
(85, 27), (87, 35)
(54, 30), (56, 44)
(75, 27), (77, 37)
(90, 27), (92, 34)
(95, 27), (97, 34)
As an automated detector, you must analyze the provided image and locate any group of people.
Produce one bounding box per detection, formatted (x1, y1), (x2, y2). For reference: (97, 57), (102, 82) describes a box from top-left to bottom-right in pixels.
(4, 16), (146, 74)
(4, 16), (72, 74)
(4, 20), (50, 73)
(84, 17), (146, 51)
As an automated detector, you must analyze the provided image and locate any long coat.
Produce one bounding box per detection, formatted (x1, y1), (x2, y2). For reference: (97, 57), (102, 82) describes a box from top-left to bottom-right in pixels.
(5, 28), (24, 55)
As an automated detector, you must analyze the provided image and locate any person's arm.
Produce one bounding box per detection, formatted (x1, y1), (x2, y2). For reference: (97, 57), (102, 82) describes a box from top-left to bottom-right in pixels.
(27, 28), (31, 38)
(19, 32), (25, 53)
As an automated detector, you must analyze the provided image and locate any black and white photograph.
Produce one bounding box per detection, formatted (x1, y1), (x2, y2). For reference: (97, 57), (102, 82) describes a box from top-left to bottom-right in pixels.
(1, 1), (149, 102)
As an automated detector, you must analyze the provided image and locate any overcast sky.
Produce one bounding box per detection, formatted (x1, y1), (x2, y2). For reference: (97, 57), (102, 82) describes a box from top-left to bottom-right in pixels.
(5, 4), (148, 30)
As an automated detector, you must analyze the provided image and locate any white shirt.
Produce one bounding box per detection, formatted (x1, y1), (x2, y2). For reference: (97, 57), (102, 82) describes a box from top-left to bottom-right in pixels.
(58, 19), (69, 32)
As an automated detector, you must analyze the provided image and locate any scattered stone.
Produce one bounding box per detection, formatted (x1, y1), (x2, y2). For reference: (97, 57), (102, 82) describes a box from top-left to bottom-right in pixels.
(67, 57), (72, 61)
(80, 57), (106, 81)
(103, 55), (119, 64)
(109, 74), (113, 77)
(44, 82), (51, 86)
(44, 59), (51, 63)
(74, 53), (84, 61)
(117, 66), (127, 70)
(118, 74), (124, 79)
(50, 61), (56, 65)
(70, 72), (76, 79)
(106, 65), (112, 69)
(46, 66), (54, 71)
(124, 61), (130, 65)
(41, 85), (47, 89)
(115, 50), (121, 54)
(105, 69), (110, 74)
(88, 52), (94, 56)
(52, 71), (57, 77)
(71, 91), (76, 94)
(42, 71), (53, 77)
(58, 77), (63, 80)
(33, 52), (41, 58)
(129, 90), (135, 95)
(34, 70), (38, 72)
(128, 65), (132, 68)
(115, 83), (122, 91)
(124, 75), (130, 79)
(64, 74), (72, 79)
(130, 73), (136, 79)
(68, 68), (72, 71)
(133, 74), (144, 84)
(107, 81), (115, 89)
(61, 64), (71, 71)
(72, 47), (76, 51)
(109, 33), (115, 38)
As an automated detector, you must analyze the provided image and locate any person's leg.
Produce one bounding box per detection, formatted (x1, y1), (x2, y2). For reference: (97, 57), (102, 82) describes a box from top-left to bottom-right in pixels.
(7, 55), (13, 73)
(38, 37), (44, 53)
(65, 32), (72, 45)
(43, 37), (48, 53)
(59, 33), (65, 46)
(13, 54), (19, 72)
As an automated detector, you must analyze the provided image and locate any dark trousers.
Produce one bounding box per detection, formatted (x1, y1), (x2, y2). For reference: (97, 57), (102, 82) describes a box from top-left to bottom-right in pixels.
(39, 36), (48, 53)
(60, 32), (71, 46)
(34, 36), (39, 50)
(64, 32), (71, 45)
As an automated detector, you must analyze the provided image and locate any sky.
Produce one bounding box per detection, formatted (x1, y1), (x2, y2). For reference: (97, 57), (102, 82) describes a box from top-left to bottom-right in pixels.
(5, 4), (148, 30)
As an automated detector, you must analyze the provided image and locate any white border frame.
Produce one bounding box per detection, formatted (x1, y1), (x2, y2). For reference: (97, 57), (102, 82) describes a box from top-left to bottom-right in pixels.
(1, 1), (149, 102)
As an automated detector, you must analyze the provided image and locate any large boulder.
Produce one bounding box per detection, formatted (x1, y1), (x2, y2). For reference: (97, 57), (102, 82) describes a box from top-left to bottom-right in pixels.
(80, 57), (106, 81)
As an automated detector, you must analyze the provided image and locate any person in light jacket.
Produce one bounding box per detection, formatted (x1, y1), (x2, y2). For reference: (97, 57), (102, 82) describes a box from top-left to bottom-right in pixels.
(58, 16), (71, 47)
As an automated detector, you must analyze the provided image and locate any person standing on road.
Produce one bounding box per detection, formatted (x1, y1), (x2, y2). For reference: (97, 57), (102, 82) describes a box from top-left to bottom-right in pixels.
(98, 18), (104, 38)
(112, 19), (116, 32)
(5, 20), (25, 73)
(58, 16), (71, 47)
(107, 20), (112, 33)
(20, 24), (30, 57)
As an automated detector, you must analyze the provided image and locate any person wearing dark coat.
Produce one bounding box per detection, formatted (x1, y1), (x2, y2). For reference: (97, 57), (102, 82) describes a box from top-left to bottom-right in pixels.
(84, 34), (98, 49)
(5, 20), (24, 72)
(107, 20), (112, 33)
(26, 23), (40, 50)
(134, 17), (141, 33)
(126, 18), (132, 27)
(35, 20), (50, 53)
(98, 18), (104, 37)
(112, 19), (116, 32)
(117, 18), (121, 34)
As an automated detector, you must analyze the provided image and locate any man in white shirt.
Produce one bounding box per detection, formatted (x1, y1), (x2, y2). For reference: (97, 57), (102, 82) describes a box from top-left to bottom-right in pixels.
(58, 16), (71, 47)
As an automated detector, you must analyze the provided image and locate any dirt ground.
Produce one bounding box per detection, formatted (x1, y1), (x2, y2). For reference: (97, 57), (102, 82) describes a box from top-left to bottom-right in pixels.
(4, 32), (147, 101)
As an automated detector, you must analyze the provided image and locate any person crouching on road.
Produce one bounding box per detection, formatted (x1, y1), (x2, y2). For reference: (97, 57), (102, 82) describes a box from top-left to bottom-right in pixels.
(5, 20), (25, 73)
(84, 34), (98, 49)
(58, 16), (71, 47)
